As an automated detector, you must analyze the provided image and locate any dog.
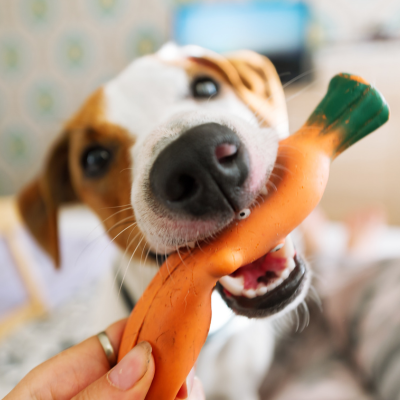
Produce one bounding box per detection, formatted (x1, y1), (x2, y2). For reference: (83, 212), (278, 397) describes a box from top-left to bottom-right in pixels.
(17, 43), (311, 400)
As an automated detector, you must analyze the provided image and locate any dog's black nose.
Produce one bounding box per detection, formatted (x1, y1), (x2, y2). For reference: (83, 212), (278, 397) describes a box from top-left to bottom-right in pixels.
(149, 123), (250, 218)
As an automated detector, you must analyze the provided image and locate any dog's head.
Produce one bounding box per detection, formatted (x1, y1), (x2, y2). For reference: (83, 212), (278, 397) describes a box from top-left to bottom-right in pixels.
(18, 44), (309, 318)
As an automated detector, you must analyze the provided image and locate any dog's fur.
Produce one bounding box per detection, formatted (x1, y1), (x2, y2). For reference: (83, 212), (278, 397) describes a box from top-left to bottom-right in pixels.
(18, 44), (309, 400)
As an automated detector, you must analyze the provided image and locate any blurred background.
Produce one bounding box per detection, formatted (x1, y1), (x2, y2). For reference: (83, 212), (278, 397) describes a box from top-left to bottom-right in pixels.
(1, 0), (400, 398)
(0, 0), (399, 221)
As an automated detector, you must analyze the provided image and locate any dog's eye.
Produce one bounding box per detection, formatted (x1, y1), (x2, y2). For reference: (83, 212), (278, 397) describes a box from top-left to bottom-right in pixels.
(191, 77), (219, 99)
(81, 146), (112, 178)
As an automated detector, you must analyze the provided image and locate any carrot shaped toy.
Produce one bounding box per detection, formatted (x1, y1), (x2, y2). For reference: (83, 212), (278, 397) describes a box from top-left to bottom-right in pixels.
(118, 73), (389, 399)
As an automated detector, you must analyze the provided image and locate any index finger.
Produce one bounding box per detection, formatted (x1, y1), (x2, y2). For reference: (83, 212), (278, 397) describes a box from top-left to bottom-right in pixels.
(6, 319), (127, 400)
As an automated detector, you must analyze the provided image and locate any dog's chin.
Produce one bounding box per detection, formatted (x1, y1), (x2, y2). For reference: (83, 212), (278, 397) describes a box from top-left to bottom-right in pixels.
(215, 236), (310, 319)
(146, 217), (234, 255)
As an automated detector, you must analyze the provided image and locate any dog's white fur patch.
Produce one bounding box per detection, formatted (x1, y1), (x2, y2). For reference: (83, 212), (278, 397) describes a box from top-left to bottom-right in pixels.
(104, 48), (279, 253)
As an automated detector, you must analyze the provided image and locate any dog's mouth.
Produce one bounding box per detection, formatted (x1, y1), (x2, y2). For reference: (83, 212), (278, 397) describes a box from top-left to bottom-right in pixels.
(149, 228), (309, 318)
(216, 235), (308, 317)
(149, 233), (308, 318)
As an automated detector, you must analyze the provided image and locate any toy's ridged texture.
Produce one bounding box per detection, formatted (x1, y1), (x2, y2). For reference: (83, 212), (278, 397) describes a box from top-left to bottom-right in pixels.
(307, 73), (390, 156)
(118, 74), (389, 400)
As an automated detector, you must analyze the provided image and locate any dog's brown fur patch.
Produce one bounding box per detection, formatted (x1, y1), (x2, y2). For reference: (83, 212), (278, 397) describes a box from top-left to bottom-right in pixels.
(18, 89), (148, 266)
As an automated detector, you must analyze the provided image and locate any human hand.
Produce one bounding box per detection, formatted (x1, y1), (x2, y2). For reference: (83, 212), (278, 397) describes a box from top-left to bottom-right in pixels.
(5, 318), (204, 400)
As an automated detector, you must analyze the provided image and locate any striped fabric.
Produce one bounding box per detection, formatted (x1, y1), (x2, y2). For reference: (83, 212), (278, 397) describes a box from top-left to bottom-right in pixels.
(261, 257), (400, 400)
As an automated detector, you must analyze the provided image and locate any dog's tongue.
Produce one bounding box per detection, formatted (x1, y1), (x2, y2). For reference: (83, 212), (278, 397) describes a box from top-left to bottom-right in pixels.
(231, 253), (287, 290)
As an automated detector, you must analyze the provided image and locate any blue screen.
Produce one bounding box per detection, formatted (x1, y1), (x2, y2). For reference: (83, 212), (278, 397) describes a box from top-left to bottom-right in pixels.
(173, 2), (309, 55)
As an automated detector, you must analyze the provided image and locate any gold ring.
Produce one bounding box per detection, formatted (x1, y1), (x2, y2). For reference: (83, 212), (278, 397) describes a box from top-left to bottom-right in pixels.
(97, 331), (117, 367)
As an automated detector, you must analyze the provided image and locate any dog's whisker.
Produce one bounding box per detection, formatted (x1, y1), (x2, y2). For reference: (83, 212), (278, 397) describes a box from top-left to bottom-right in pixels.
(118, 234), (145, 299)
(302, 254), (323, 265)
(266, 180), (278, 193)
(164, 248), (174, 283)
(279, 71), (291, 78)
(205, 93), (218, 104)
(273, 163), (294, 174)
(278, 143), (305, 152)
(81, 221), (139, 301)
(100, 207), (134, 224)
(298, 301), (310, 332)
(309, 269), (327, 285)
(143, 247), (152, 269)
(246, 105), (267, 128)
(269, 171), (284, 181)
(110, 230), (142, 298)
(247, 109), (263, 127)
(282, 69), (316, 90)
(119, 167), (135, 174)
(109, 218), (137, 233)
(74, 207), (134, 256)
(138, 239), (150, 292)
(102, 222), (139, 258)
(274, 312), (292, 338)
(139, 250), (146, 293)
(176, 245), (187, 267)
(72, 216), (136, 269)
(308, 285), (323, 312)
(195, 237), (206, 254)
(285, 79), (321, 104)
(183, 235), (194, 258)
(110, 221), (137, 245)
(125, 221), (138, 247)
(249, 69), (316, 131)
(99, 203), (133, 210)
(294, 307), (300, 332)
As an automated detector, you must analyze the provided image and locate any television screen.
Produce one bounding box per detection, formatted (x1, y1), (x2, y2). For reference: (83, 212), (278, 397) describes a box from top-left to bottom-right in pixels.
(173, 2), (311, 82)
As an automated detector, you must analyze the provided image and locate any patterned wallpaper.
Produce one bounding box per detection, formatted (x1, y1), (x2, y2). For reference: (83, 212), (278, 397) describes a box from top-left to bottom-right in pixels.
(0, 0), (399, 195)
(0, 0), (169, 194)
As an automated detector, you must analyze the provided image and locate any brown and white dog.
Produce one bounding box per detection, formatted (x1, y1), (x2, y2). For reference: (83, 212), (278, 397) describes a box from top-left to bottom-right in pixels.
(17, 44), (310, 400)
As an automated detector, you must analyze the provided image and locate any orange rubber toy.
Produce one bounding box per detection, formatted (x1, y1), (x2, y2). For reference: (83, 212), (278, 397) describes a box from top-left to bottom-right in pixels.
(118, 73), (389, 399)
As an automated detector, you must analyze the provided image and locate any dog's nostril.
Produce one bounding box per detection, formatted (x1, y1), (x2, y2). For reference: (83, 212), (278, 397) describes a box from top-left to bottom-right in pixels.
(215, 143), (238, 164)
(150, 123), (250, 218)
(166, 174), (198, 202)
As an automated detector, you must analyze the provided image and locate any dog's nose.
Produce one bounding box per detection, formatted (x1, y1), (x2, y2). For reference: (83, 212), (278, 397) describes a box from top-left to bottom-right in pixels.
(150, 123), (250, 218)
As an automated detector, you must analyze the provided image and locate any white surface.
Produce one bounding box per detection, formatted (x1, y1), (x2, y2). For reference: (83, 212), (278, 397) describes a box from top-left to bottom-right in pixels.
(0, 238), (28, 318)
(0, 205), (118, 318)
(317, 222), (400, 262)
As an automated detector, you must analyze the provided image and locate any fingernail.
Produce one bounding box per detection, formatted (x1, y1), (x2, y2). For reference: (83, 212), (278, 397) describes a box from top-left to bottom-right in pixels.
(108, 341), (152, 391)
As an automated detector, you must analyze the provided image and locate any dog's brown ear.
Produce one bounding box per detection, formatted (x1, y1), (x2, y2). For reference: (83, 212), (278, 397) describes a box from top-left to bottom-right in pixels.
(17, 133), (78, 267)
(190, 50), (288, 138)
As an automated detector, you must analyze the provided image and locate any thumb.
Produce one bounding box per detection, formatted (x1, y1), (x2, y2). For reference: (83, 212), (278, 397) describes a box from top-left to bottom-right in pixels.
(73, 341), (154, 400)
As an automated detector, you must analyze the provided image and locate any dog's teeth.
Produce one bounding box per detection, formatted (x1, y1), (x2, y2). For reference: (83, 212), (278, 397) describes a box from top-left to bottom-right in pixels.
(270, 236), (295, 258)
(282, 236), (295, 258)
(220, 234), (297, 300)
(287, 257), (296, 273)
(219, 275), (244, 296)
(270, 243), (284, 252)
(256, 286), (268, 296)
(187, 241), (196, 249)
(271, 278), (282, 290)
(243, 288), (257, 298)
(280, 269), (290, 280)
